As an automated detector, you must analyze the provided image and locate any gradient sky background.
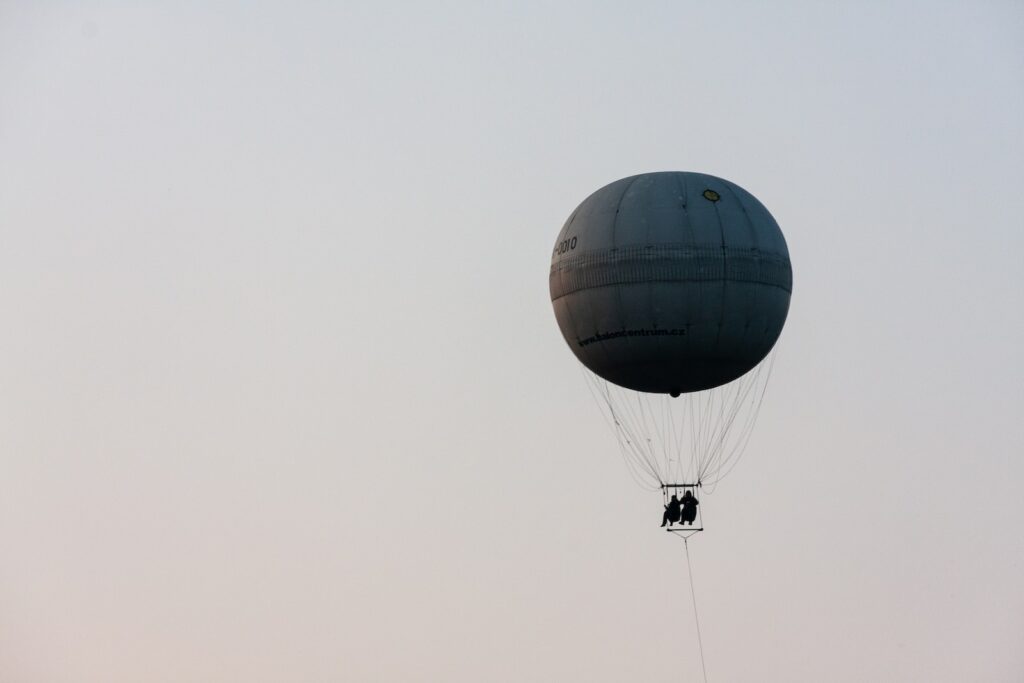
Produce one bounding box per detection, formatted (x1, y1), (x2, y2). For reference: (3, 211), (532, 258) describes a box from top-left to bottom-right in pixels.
(1, 2), (1022, 682)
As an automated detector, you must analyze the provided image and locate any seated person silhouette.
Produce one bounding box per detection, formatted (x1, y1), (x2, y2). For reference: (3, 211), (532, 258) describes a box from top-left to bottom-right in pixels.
(661, 494), (682, 527)
(680, 490), (699, 525)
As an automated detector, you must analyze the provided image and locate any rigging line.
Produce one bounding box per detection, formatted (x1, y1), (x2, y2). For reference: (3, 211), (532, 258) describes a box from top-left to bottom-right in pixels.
(693, 391), (707, 476)
(700, 387), (726, 477)
(701, 374), (757, 480)
(610, 384), (649, 465)
(621, 432), (662, 490)
(703, 355), (775, 487)
(689, 392), (701, 481)
(706, 397), (759, 483)
(684, 537), (709, 683)
(677, 401), (689, 483)
(672, 395), (686, 477)
(582, 369), (621, 442)
(613, 398), (657, 483)
(636, 391), (659, 473)
(684, 395), (698, 482)
(582, 369), (660, 489)
(675, 397), (689, 484)
(705, 353), (774, 478)
(702, 356), (775, 487)
(582, 372), (625, 466)
(695, 373), (748, 481)
(608, 398), (662, 488)
(709, 382), (730, 445)
(628, 391), (664, 483)
(701, 388), (717, 468)
(663, 396), (680, 484)
(713, 375), (750, 456)
(697, 385), (722, 479)
(702, 364), (765, 481)
(704, 402), (754, 491)
(655, 393), (671, 483)
(605, 383), (663, 487)
(594, 379), (641, 461)
(607, 410), (654, 488)
(635, 391), (656, 472)
(660, 395), (673, 481)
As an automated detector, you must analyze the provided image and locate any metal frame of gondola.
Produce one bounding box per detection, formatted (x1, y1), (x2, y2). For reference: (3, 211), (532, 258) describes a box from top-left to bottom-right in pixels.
(661, 482), (704, 536)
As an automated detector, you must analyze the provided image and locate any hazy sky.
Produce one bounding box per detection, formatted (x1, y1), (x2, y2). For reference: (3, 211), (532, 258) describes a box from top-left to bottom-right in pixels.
(1, 2), (1022, 682)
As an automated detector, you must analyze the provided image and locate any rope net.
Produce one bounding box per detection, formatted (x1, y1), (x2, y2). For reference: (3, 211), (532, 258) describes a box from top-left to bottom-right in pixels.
(583, 352), (775, 493)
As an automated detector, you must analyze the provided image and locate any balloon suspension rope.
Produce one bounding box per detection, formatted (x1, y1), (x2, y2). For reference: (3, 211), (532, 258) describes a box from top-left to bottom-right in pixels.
(684, 537), (709, 683)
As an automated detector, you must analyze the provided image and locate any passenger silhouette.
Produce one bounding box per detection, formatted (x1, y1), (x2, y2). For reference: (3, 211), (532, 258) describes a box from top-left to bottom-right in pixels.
(661, 494), (682, 527)
(680, 490), (699, 525)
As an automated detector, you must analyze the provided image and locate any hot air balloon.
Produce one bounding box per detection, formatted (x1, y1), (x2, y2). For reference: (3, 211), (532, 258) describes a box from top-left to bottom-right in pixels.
(550, 171), (792, 531)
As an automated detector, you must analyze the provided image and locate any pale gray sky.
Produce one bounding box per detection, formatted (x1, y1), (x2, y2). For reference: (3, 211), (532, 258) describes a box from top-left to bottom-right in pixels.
(1, 2), (1022, 682)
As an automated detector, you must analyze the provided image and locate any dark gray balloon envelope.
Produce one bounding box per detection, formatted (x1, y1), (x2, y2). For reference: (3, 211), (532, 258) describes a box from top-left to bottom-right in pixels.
(550, 172), (792, 395)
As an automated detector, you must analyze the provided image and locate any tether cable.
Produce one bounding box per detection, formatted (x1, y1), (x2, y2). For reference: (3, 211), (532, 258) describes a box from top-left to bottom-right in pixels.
(684, 537), (709, 683)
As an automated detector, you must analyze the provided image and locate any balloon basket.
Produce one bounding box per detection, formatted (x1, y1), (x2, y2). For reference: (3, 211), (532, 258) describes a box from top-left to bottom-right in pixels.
(661, 483), (704, 536)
